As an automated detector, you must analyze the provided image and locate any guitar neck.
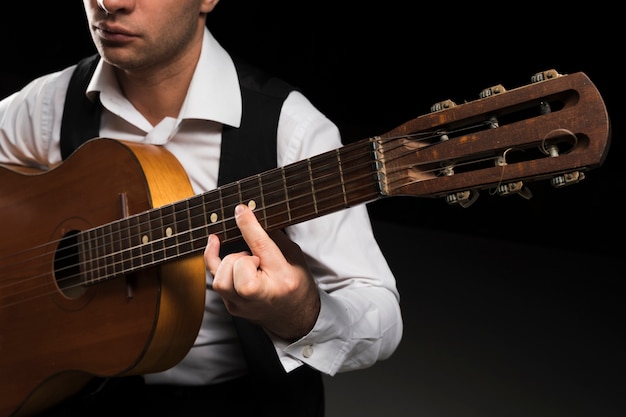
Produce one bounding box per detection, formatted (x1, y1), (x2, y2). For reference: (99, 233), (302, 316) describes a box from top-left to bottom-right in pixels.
(78, 138), (383, 283)
(78, 70), (611, 285)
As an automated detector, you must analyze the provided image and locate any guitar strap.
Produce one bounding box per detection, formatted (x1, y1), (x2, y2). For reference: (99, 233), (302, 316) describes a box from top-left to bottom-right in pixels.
(60, 55), (323, 416)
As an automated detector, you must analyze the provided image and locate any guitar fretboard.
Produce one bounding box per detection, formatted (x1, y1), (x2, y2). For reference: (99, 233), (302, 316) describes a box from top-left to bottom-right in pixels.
(78, 138), (384, 284)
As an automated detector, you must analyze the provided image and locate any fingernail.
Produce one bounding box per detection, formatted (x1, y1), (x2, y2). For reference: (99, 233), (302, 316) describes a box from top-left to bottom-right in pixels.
(235, 204), (244, 216)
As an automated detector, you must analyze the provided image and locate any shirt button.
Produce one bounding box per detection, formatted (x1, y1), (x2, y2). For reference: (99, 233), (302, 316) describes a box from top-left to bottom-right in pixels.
(302, 345), (314, 358)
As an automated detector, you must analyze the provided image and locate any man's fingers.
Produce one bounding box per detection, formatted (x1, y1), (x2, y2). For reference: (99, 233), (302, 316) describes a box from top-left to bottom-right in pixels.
(231, 255), (263, 297)
(204, 234), (221, 276)
(234, 204), (281, 260)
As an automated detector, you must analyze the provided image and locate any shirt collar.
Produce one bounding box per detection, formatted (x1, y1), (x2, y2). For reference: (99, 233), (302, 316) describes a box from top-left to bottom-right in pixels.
(86, 27), (242, 129)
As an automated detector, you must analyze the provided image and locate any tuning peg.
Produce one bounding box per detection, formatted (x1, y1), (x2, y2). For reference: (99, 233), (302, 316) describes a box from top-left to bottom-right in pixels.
(492, 151), (532, 199)
(479, 84), (506, 99)
(430, 99), (456, 113)
(531, 69), (562, 83)
(445, 190), (479, 208)
(494, 181), (533, 200)
(551, 171), (586, 188)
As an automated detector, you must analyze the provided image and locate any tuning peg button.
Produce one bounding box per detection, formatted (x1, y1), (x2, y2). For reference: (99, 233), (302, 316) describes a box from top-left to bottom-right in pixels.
(531, 69), (562, 83)
(445, 190), (479, 208)
(479, 84), (506, 98)
(551, 171), (586, 188)
(496, 181), (533, 200)
(430, 99), (456, 113)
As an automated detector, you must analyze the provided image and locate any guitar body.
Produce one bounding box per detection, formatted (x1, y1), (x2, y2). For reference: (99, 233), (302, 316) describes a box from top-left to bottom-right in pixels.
(0, 139), (206, 417)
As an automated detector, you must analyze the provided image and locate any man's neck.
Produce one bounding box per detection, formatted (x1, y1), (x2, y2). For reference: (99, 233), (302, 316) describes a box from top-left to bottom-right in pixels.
(114, 44), (201, 127)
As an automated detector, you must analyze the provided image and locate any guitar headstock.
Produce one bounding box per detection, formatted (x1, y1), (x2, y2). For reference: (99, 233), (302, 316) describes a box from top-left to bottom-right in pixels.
(377, 70), (611, 207)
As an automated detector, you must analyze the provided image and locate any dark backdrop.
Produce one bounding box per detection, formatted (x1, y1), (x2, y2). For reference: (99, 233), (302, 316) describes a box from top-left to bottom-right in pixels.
(1, 2), (622, 416)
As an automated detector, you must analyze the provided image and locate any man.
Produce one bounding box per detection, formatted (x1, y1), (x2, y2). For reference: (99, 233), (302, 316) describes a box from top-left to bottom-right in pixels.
(0, 0), (402, 415)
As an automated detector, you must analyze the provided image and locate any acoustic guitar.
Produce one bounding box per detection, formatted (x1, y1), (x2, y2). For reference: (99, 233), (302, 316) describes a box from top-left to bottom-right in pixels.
(0, 70), (610, 416)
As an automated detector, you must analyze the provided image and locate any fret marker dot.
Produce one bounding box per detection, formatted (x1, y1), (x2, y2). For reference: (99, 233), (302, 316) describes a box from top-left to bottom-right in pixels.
(142, 235), (149, 244)
(166, 227), (173, 237)
(210, 213), (218, 223)
(248, 200), (256, 210)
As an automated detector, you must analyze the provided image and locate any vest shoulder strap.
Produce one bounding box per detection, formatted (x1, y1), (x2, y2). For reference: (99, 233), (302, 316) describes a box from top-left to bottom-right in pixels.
(217, 58), (294, 185)
(60, 54), (101, 160)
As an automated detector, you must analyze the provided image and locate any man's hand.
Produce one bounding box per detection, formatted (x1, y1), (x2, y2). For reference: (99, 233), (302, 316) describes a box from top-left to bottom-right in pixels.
(204, 204), (321, 341)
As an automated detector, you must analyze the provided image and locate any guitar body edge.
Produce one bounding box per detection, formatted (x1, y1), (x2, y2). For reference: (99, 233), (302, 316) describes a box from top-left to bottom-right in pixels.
(0, 139), (206, 417)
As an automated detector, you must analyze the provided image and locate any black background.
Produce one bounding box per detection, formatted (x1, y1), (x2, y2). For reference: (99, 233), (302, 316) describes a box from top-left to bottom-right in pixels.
(1, 2), (622, 416)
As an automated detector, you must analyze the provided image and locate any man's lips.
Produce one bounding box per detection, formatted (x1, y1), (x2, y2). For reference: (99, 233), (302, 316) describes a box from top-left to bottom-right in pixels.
(94, 23), (136, 42)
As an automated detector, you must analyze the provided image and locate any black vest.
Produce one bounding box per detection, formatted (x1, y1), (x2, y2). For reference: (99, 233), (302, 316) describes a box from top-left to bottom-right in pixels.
(60, 55), (324, 416)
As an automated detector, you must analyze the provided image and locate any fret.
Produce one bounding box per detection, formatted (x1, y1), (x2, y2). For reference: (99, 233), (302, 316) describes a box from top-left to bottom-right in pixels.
(309, 151), (347, 217)
(216, 188), (228, 238)
(127, 216), (141, 270)
(116, 192), (130, 276)
(84, 228), (96, 282)
(281, 168), (291, 224)
(95, 226), (108, 282)
(283, 160), (316, 225)
(109, 220), (123, 278)
(148, 208), (166, 265)
(307, 159), (318, 214)
(118, 217), (133, 273)
(260, 167), (290, 230)
(173, 200), (192, 257)
(239, 175), (262, 223)
(336, 149), (348, 207)
(80, 229), (96, 284)
(135, 212), (151, 268)
(101, 223), (116, 279)
(188, 195), (209, 253)
(201, 189), (224, 239)
(218, 182), (241, 243)
(257, 174), (267, 229)
(76, 232), (88, 284)
(160, 203), (178, 260)
(338, 141), (380, 204)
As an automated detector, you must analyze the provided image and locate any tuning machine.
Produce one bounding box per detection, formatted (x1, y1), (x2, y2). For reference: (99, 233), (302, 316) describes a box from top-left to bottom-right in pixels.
(551, 171), (586, 188)
(479, 84), (506, 98)
(492, 154), (533, 199)
(531, 69), (562, 83)
(445, 190), (479, 208)
(494, 180), (533, 199)
(430, 99), (456, 113)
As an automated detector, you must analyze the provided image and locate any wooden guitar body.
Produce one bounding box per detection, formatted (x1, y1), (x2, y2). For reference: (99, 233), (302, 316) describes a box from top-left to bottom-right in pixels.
(0, 140), (206, 416)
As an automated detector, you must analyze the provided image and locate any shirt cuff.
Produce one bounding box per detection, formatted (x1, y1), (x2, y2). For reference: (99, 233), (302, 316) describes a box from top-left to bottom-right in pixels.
(270, 289), (352, 375)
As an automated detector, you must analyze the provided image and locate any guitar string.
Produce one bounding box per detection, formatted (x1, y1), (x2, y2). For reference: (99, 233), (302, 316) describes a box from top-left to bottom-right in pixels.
(0, 132), (407, 286)
(0, 122), (504, 306)
(0, 134), (402, 301)
(1, 126), (512, 306)
(0, 131), (435, 305)
(1, 121), (513, 307)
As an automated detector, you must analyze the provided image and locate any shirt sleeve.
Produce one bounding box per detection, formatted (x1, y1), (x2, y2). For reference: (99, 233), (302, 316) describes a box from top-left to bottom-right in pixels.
(270, 91), (403, 375)
(0, 66), (74, 169)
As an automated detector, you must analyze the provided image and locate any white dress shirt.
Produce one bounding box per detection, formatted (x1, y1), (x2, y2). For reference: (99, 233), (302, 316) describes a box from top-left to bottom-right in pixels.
(0, 27), (402, 385)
